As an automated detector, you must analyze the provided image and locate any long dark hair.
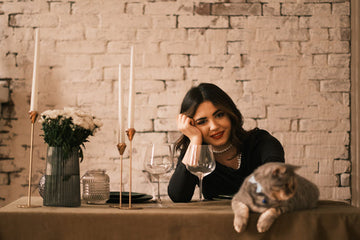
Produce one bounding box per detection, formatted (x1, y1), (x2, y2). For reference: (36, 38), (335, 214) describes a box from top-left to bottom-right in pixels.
(175, 83), (249, 157)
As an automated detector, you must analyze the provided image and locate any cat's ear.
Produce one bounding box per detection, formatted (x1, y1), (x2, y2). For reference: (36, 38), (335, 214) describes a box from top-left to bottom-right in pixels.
(272, 165), (287, 177)
(286, 164), (301, 172)
(272, 164), (300, 177)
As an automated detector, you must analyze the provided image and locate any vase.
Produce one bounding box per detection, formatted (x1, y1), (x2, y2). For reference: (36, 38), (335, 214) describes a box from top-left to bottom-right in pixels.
(43, 146), (81, 207)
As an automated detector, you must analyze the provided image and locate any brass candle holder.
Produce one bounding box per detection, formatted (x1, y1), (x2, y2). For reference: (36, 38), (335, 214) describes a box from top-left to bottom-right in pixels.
(126, 128), (136, 209)
(18, 111), (41, 208)
(117, 142), (126, 209)
(111, 128), (140, 209)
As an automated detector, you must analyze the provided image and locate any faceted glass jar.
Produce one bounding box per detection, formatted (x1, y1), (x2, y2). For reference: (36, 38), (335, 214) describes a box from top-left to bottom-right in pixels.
(81, 170), (110, 204)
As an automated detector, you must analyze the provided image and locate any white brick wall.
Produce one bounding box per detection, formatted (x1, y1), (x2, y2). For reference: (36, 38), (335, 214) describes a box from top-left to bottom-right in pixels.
(0, 0), (352, 206)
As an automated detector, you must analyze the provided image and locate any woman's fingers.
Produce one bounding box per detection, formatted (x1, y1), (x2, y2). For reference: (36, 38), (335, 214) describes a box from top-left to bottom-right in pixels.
(177, 114), (202, 144)
(177, 114), (192, 129)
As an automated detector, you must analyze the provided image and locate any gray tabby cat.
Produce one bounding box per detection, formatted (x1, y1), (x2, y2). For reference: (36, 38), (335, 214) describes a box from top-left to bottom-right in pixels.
(232, 162), (319, 233)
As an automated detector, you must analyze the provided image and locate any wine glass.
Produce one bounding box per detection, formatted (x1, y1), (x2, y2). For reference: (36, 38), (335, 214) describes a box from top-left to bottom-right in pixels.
(143, 143), (174, 203)
(185, 145), (216, 201)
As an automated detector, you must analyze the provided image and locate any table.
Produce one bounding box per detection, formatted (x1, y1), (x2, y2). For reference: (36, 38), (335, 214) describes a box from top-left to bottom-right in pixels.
(1, 197), (360, 240)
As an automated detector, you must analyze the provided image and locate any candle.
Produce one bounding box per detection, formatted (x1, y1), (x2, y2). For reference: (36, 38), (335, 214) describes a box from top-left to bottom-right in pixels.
(30, 28), (40, 112)
(118, 64), (125, 143)
(128, 46), (135, 129)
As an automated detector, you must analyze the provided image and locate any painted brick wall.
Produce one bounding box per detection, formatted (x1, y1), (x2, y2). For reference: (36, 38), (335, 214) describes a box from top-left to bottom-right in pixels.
(0, 0), (351, 206)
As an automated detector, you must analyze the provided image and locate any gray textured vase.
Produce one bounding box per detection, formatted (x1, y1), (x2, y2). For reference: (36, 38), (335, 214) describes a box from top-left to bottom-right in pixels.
(43, 146), (81, 207)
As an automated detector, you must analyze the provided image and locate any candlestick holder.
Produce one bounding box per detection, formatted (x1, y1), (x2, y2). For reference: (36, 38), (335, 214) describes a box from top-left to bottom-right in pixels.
(18, 111), (41, 208)
(110, 128), (141, 209)
(125, 128), (140, 209)
(117, 142), (126, 209)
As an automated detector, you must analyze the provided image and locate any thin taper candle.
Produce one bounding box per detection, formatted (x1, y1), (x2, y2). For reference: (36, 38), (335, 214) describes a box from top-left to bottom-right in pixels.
(118, 64), (125, 143)
(128, 46), (135, 129)
(30, 28), (40, 112)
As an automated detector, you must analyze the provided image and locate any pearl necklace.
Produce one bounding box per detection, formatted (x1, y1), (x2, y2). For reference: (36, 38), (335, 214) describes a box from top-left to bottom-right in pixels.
(213, 144), (232, 154)
(237, 154), (242, 169)
(213, 144), (241, 169)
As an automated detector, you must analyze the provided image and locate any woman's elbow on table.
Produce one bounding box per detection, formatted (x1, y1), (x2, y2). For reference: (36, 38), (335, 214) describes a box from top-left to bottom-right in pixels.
(168, 186), (192, 203)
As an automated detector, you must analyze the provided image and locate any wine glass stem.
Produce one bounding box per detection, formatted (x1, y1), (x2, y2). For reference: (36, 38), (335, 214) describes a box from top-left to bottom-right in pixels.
(157, 178), (161, 201)
(155, 175), (161, 202)
(199, 174), (204, 201)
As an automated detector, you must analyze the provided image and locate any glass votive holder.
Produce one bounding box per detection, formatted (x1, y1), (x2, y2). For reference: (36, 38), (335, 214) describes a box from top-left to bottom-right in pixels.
(81, 169), (110, 204)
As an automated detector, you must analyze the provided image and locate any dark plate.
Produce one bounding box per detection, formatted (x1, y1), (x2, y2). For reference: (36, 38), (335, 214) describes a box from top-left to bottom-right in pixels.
(107, 194), (153, 204)
(109, 192), (147, 199)
(214, 194), (234, 200)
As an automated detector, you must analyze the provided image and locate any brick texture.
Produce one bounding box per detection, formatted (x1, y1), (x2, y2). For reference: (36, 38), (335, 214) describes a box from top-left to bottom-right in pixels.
(0, 0), (352, 206)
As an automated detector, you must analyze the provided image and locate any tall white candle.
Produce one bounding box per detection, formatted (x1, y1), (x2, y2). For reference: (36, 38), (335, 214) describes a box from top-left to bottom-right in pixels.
(128, 46), (135, 129)
(118, 64), (125, 143)
(30, 28), (40, 112)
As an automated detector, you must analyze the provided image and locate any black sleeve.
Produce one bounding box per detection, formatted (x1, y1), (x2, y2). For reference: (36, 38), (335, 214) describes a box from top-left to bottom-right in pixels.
(256, 130), (285, 165)
(167, 159), (198, 202)
(243, 129), (285, 175)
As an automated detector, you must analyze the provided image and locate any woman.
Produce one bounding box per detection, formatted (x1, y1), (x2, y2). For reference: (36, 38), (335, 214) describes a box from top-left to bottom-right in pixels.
(168, 83), (285, 202)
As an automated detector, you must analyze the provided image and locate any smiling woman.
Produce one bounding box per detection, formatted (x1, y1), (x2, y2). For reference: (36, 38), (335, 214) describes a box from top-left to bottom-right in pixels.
(192, 102), (232, 147)
(168, 83), (285, 202)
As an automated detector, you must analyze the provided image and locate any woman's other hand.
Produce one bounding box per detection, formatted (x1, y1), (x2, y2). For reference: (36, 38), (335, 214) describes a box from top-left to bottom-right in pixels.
(177, 114), (202, 145)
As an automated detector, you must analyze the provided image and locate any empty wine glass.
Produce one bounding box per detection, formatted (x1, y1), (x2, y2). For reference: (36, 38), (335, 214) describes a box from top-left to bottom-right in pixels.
(143, 143), (174, 203)
(185, 145), (216, 201)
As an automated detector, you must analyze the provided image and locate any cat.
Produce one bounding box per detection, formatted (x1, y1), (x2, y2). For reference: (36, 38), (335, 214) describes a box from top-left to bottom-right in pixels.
(231, 162), (319, 233)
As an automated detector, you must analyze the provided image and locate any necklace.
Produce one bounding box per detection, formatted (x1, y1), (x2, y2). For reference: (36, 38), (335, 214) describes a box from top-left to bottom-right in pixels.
(213, 144), (232, 154)
(237, 154), (242, 169)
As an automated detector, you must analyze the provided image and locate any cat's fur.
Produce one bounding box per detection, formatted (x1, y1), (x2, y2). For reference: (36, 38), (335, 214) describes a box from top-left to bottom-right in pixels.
(232, 162), (319, 233)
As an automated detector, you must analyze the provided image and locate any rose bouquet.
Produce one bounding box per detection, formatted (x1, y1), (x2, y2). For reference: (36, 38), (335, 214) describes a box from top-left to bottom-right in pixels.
(39, 107), (103, 159)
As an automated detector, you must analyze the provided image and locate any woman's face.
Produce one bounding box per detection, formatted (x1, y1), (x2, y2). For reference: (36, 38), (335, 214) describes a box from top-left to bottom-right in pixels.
(192, 101), (232, 147)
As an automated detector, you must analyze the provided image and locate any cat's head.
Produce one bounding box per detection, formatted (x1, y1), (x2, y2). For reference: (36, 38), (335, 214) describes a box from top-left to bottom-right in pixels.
(251, 162), (300, 205)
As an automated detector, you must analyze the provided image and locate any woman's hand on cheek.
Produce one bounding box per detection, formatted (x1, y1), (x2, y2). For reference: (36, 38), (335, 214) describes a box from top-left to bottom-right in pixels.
(177, 114), (202, 145)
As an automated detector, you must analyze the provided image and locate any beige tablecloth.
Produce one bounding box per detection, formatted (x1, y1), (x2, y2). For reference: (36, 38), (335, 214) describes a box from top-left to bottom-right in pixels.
(1, 197), (360, 240)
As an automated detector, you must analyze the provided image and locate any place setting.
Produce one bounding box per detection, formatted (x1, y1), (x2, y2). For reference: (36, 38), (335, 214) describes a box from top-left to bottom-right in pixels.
(107, 192), (153, 204)
(108, 143), (175, 208)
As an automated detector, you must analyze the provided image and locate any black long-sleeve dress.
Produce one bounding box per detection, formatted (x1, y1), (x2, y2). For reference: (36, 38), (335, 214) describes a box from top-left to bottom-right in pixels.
(167, 128), (285, 202)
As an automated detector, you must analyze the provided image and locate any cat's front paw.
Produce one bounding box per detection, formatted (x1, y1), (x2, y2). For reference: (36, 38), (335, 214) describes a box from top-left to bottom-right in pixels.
(257, 219), (272, 233)
(257, 208), (281, 233)
(232, 201), (250, 233)
(233, 215), (248, 233)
